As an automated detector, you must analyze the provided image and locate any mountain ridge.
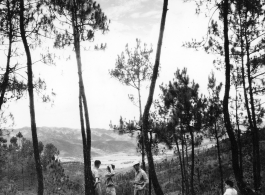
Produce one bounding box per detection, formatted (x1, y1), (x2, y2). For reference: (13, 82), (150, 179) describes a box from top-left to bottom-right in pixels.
(8, 127), (138, 159)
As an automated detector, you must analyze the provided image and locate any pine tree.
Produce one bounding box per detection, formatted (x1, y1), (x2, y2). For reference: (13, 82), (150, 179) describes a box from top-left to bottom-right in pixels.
(109, 38), (154, 171)
(50, 0), (109, 194)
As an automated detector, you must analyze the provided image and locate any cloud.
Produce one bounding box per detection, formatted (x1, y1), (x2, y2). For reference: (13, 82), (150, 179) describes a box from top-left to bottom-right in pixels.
(10, 0), (224, 130)
(142, 10), (161, 18)
(130, 12), (141, 18)
(130, 10), (161, 19)
(104, 0), (147, 20)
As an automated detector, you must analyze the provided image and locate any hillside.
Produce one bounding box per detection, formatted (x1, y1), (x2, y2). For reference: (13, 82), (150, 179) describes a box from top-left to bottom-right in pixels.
(8, 127), (137, 159)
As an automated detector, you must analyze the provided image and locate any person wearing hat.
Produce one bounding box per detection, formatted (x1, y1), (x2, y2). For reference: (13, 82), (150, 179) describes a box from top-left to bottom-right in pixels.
(132, 161), (149, 195)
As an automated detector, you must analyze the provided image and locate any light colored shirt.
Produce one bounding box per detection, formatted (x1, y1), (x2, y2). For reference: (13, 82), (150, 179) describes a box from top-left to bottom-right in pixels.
(224, 188), (237, 195)
(92, 167), (100, 182)
(93, 167), (102, 195)
(134, 169), (148, 190)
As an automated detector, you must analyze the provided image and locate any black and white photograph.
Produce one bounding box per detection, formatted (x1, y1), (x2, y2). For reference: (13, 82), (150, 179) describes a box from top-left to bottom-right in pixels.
(0, 0), (264, 194)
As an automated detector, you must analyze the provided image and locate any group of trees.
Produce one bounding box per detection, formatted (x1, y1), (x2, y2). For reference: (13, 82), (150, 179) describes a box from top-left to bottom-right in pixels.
(1, 0), (109, 194)
(0, 132), (61, 193)
(109, 1), (265, 195)
(184, 0), (265, 194)
(1, 0), (265, 195)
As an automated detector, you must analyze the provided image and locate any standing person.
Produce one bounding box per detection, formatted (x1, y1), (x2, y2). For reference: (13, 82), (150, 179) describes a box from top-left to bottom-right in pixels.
(105, 164), (116, 195)
(93, 160), (102, 195)
(224, 180), (237, 195)
(133, 161), (149, 195)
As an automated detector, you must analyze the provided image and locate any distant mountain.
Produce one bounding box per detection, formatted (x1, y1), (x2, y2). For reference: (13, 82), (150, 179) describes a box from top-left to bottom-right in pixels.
(8, 127), (137, 159)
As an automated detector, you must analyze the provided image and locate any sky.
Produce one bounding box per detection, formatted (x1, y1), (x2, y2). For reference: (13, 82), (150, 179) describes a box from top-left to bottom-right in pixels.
(6, 0), (224, 130)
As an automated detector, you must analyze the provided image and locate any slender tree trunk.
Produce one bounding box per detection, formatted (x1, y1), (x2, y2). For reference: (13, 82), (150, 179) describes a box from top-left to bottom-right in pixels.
(82, 69), (94, 195)
(72, 4), (94, 194)
(189, 127), (195, 195)
(19, 1), (44, 194)
(182, 133), (188, 195)
(235, 80), (243, 177)
(138, 87), (146, 171)
(142, 1), (168, 194)
(74, 35), (95, 195)
(239, 0), (252, 127)
(239, 8), (260, 193)
(184, 134), (190, 195)
(138, 84), (143, 121)
(214, 122), (224, 195)
(185, 136), (189, 171)
(149, 132), (152, 195)
(222, 1), (247, 194)
(245, 34), (261, 193)
(175, 136), (185, 195)
(78, 92), (88, 193)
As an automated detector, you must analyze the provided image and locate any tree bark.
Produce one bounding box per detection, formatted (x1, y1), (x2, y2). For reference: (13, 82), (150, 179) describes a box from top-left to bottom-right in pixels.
(72, 2), (94, 193)
(19, 0), (44, 194)
(184, 133), (190, 194)
(149, 132), (152, 195)
(175, 136), (185, 195)
(141, 0), (168, 194)
(214, 122), (224, 195)
(222, 1), (248, 194)
(138, 86), (146, 171)
(235, 79), (243, 177)
(78, 92), (88, 193)
(189, 127), (195, 195)
(245, 33), (261, 193)
(181, 133), (188, 195)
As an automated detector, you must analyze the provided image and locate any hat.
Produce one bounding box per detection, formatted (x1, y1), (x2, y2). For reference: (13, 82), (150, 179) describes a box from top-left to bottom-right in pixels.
(132, 160), (141, 166)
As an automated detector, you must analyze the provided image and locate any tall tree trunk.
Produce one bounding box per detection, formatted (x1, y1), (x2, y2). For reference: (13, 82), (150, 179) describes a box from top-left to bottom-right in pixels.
(78, 92), (88, 193)
(214, 122), (224, 194)
(235, 79), (243, 177)
(19, 0), (44, 194)
(72, 3), (94, 194)
(185, 136), (189, 171)
(239, 15), (254, 180)
(222, 1), (248, 194)
(189, 127), (195, 195)
(184, 133), (190, 194)
(141, 126), (146, 171)
(142, 0), (168, 194)
(149, 132), (152, 195)
(182, 133), (188, 195)
(74, 33), (95, 195)
(82, 71), (94, 195)
(245, 34), (261, 193)
(175, 136), (185, 195)
(138, 86), (146, 171)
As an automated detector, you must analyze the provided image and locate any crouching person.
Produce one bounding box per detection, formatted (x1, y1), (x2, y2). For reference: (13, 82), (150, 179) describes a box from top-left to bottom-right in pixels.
(105, 164), (116, 195)
(133, 161), (148, 195)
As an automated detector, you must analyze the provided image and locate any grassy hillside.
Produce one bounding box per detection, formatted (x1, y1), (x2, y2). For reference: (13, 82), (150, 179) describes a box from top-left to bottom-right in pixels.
(59, 139), (265, 195)
(2, 130), (265, 194)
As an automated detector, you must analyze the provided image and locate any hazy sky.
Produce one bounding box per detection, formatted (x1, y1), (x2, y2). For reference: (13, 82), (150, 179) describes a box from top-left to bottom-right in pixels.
(8, 0), (224, 130)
